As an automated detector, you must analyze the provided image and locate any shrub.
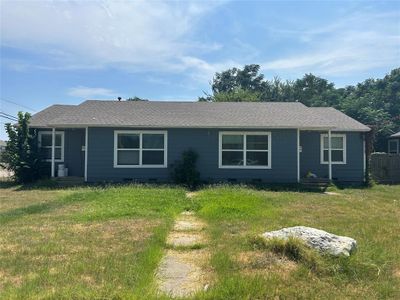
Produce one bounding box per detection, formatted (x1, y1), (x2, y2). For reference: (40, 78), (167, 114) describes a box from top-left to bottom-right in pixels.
(1, 112), (44, 183)
(171, 149), (200, 190)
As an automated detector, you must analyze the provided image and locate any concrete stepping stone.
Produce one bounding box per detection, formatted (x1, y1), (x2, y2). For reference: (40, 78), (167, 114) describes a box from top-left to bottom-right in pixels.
(173, 219), (205, 231)
(156, 211), (211, 298)
(167, 232), (205, 248)
(157, 250), (209, 298)
(181, 210), (195, 216)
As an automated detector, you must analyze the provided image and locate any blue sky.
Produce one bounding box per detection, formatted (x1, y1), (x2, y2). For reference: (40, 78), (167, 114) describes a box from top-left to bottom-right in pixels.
(1, 0), (399, 140)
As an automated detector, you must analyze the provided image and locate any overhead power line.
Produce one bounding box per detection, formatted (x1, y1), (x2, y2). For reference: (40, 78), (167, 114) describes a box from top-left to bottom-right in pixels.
(0, 98), (37, 112)
(0, 115), (18, 122)
(0, 112), (18, 120)
(0, 112), (18, 122)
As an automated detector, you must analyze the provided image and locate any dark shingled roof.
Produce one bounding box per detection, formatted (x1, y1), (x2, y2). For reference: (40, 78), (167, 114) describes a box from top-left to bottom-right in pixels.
(30, 100), (370, 131)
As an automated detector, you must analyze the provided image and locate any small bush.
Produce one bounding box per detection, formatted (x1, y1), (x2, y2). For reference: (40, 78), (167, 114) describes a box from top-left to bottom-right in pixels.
(171, 149), (200, 190)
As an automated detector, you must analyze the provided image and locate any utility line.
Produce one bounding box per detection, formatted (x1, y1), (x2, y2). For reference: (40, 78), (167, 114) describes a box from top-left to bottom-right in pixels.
(0, 112), (18, 120)
(0, 98), (37, 112)
(0, 116), (18, 122)
(0, 113), (18, 122)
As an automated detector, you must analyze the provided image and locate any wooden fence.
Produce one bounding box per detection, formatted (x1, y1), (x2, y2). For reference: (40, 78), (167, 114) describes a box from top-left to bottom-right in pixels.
(370, 153), (400, 184)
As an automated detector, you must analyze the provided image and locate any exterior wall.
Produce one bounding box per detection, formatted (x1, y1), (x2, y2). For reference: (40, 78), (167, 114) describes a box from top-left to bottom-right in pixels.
(87, 127), (298, 183)
(300, 131), (365, 182)
(36, 127), (366, 183)
(37, 128), (85, 177)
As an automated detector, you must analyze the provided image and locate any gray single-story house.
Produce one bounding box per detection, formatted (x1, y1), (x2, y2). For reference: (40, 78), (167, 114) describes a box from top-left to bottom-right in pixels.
(29, 100), (370, 184)
(388, 131), (400, 154)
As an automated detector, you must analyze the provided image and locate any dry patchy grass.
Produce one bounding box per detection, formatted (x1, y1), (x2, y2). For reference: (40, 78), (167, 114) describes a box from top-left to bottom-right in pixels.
(0, 184), (187, 299)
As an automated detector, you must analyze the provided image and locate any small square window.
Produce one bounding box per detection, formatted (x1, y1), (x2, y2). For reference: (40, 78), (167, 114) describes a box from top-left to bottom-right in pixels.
(321, 134), (346, 164)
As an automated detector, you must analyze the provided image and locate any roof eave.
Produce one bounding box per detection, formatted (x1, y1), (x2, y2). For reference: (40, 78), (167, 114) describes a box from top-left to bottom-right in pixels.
(30, 123), (369, 131)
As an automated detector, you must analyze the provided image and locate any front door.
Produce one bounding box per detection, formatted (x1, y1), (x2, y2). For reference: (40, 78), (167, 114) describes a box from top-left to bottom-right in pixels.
(65, 129), (85, 177)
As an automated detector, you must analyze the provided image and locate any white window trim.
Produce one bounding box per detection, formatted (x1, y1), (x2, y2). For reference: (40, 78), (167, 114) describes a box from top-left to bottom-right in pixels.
(218, 131), (271, 169)
(320, 133), (346, 164)
(113, 130), (168, 168)
(388, 139), (399, 154)
(38, 131), (64, 162)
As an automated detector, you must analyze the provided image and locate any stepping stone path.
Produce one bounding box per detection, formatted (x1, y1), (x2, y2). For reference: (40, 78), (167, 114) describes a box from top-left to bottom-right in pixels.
(156, 207), (211, 298)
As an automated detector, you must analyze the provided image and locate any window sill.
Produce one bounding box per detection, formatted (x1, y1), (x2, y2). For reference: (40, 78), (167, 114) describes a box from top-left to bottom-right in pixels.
(320, 162), (346, 165)
(219, 165), (271, 170)
(113, 165), (167, 168)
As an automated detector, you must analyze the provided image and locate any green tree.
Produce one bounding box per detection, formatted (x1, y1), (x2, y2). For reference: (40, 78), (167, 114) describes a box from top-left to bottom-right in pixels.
(126, 96), (149, 101)
(213, 88), (261, 102)
(1, 112), (43, 183)
(199, 64), (400, 151)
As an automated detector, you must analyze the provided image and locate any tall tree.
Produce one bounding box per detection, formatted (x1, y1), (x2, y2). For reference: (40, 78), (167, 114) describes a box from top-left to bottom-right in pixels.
(199, 65), (400, 151)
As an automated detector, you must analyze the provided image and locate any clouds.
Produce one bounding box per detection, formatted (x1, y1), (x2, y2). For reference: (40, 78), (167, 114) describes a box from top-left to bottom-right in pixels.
(1, 0), (223, 74)
(68, 86), (118, 98)
(1, 0), (399, 85)
(262, 11), (400, 77)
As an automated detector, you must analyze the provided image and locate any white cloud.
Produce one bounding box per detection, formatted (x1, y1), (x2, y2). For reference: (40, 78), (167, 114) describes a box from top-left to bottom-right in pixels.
(1, 1), (398, 84)
(262, 11), (400, 77)
(68, 86), (118, 98)
(1, 0), (223, 74)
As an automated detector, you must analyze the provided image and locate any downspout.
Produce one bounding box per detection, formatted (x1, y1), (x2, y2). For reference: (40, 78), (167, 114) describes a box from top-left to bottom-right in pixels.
(297, 128), (300, 183)
(328, 129), (332, 181)
(51, 128), (55, 178)
(84, 127), (88, 182)
(363, 133), (366, 183)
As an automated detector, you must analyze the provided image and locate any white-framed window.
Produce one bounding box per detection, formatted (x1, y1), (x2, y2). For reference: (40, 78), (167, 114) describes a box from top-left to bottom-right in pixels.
(388, 139), (399, 154)
(113, 130), (167, 168)
(38, 131), (65, 162)
(320, 133), (346, 164)
(218, 131), (271, 169)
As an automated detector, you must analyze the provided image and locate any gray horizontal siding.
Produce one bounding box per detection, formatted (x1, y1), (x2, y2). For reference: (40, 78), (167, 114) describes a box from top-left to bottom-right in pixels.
(300, 131), (364, 182)
(87, 128), (298, 183)
(37, 128), (85, 177)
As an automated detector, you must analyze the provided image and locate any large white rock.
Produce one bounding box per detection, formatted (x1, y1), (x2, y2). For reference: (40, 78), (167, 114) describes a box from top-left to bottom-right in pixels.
(261, 226), (357, 256)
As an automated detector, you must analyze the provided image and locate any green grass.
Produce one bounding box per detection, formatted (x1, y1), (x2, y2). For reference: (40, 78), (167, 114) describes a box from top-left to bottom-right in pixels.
(0, 183), (399, 299)
(0, 184), (189, 299)
(193, 185), (400, 299)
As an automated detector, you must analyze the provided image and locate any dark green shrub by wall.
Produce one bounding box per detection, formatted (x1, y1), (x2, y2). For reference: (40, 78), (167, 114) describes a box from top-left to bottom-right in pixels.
(171, 149), (200, 190)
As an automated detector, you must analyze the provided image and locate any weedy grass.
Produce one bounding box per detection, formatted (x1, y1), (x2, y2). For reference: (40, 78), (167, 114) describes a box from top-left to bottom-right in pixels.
(0, 183), (399, 299)
(0, 184), (188, 299)
(192, 184), (400, 299)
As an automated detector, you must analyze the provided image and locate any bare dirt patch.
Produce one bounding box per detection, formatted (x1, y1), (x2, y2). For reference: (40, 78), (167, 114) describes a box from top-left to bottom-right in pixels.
(324, 192), (342, 196)
(0, 270), (23, 290)
(236, 250), (297, 278)
(393, 267), (400, 278)
(186, 192), (198, 199)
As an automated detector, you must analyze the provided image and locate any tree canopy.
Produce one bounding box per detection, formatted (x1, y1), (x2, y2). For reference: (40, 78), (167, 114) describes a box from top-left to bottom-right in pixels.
(1, 112), (44, 183)
(199, 65), (400, 151)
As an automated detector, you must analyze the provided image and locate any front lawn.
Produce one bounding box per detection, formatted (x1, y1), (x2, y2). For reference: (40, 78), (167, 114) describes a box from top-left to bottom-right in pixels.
(0, 184), (188, 299)
(0, 183), (399, 299)
(195, 185), (400, 299)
